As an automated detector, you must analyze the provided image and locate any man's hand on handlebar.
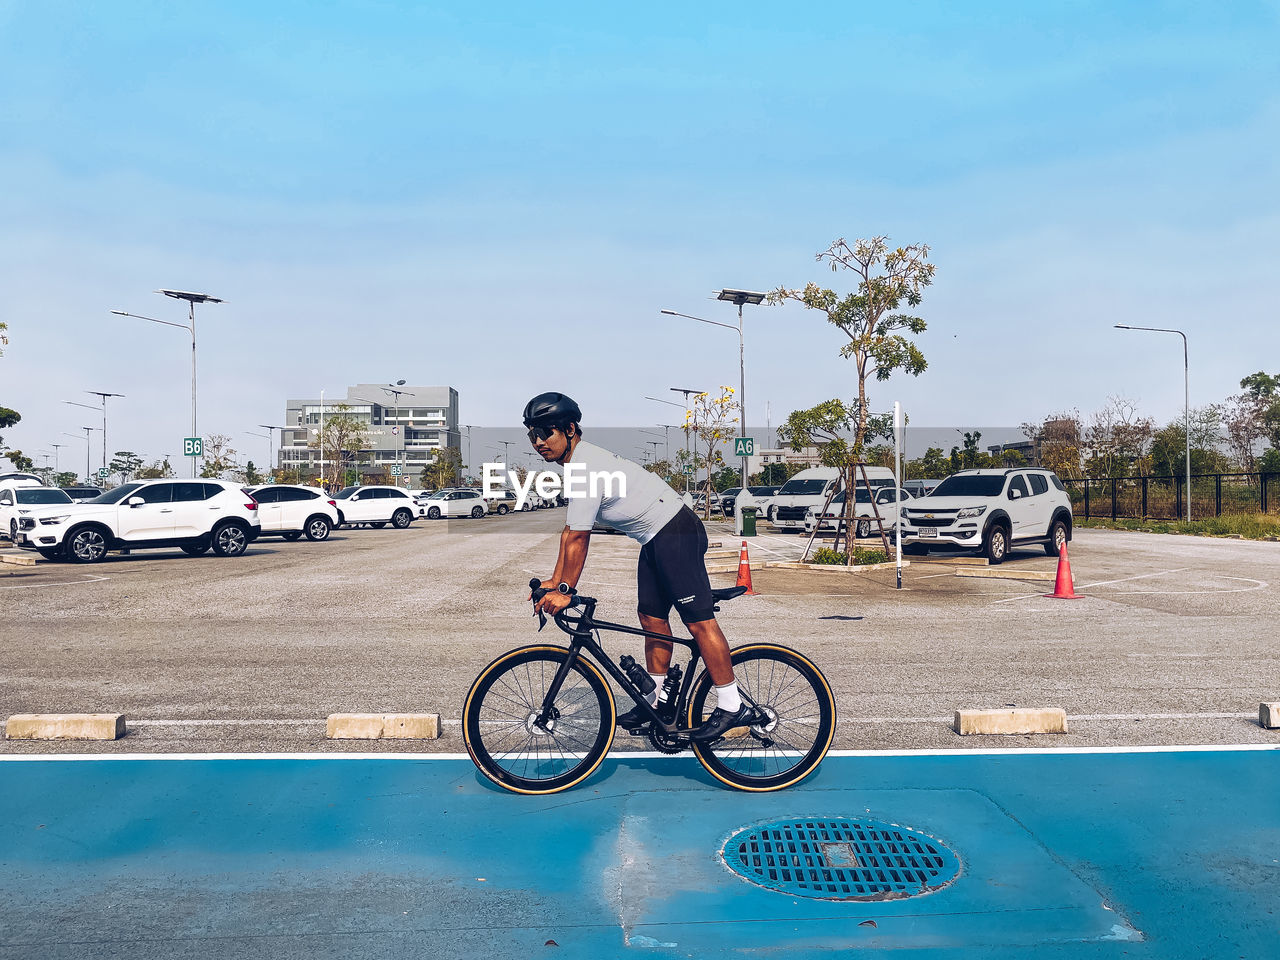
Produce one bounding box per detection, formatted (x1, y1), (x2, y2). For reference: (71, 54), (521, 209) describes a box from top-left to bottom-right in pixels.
(535, 591), (574, 616)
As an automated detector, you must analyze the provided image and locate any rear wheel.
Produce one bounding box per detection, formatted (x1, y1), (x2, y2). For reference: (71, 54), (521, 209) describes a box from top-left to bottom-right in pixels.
(688, 644), (836, 792)
(305, 516), (332, 541)
(463, 646), (615, 794)
(1045, 519), (1068, 557)
(983, 523), (1009, 564)
(211, 522), (250, 557)
(470, 505), (485, 518)
(856, 518), (871, 539)
(496, 504), (509, 516)
(392, 509), (412, 529)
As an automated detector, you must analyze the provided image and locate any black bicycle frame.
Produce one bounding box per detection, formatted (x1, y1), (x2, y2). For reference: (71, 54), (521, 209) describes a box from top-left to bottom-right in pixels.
(534, 602), (706, 734)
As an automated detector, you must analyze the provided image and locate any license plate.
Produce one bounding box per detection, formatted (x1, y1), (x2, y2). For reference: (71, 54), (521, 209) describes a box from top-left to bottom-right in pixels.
(918, 526), (938, 538)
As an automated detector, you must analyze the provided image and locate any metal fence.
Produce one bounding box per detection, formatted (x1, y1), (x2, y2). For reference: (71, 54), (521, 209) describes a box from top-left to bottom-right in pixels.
(1061, 473), (1276, 521)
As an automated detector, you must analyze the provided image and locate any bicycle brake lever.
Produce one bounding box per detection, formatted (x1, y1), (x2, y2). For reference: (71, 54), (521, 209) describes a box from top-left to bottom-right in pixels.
(536, 609), (547, 631)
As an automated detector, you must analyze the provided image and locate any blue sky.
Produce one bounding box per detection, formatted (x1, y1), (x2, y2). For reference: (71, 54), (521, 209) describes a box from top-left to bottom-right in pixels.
(2, 1), (1278, 470)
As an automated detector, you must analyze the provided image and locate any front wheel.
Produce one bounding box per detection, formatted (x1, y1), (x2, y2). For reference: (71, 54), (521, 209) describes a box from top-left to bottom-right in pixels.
(1045, 519), (1068, 557)
(463, 645), (616, 795)
(688, 644), (835, 792)
(983, 523), (1009, 565)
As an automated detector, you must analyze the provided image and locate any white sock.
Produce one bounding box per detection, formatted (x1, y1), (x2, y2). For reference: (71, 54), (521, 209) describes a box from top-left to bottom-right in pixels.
(646, 672), (667, 705)
(715, 681), (741, 712)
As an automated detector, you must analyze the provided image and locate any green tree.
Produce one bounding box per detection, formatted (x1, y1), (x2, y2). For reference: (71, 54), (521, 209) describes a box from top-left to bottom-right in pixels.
(422, 447), (462, 489)
(905, 446), (949, 479)
(6, 450), (34, 471)
(199, 434), (239, 479)
(109, 451), (144, 484)
(52, 471), (78, 488)
(685, 387), (736, 517)
(751, 461), (803, 486)
(1148, 407), (1229, 478)
(308, 405), (370, 488)
(0, 405), (19, 454)
(777, 398), (894, 556)
(135, 458), (173, 480)
(711, 466), (740, 491)
(769, 236), (933, 457)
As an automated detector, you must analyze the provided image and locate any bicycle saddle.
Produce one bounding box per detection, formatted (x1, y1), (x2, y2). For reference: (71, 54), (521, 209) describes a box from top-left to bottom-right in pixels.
(711, 585), (748, 602)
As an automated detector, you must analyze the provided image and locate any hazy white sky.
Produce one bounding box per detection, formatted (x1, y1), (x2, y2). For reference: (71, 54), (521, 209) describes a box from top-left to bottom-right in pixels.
(2, 1), (1277, 474)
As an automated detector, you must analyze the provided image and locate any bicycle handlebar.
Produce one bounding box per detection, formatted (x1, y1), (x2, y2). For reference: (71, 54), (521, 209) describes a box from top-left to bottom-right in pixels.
(528, 578), (596, 631)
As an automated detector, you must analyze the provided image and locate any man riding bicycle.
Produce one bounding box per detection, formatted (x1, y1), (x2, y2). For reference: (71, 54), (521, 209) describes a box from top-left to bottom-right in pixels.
(524, 391), (760, 742)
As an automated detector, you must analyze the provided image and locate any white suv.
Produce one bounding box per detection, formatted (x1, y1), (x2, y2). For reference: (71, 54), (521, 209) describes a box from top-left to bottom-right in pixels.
(15, 479), (262, 562)
(899, 468), (1073, 564)
(803, 486), (914, 539)
(248, 484), (340, 541)
(332, 485), (418, 528)
(421, 488), (488, 519)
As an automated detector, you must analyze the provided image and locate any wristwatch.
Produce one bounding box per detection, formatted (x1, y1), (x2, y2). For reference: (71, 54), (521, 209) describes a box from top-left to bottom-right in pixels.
(557, 582), (573, 595)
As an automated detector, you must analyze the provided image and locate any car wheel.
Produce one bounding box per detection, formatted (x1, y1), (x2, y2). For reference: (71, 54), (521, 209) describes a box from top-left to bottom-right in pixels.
(181, 542), (211, 555)
(281, 532), (302, 542)
(496, 504), (509, 515)
(65, 525), (109, 563)
(392, 509), (412, 529)
(856, 518), (871, 539)
(305, 516), (332, 541)
(983, 524), (1009, 565)
(211, 521), (250, 557)
(1045, 520), (1069, 557)
(370, 521), (388, 529)
(470, 505), (485, 519)
(8, 519), (16, 541)
(428, 506), (441, 519)
(37, 547), (62, 561)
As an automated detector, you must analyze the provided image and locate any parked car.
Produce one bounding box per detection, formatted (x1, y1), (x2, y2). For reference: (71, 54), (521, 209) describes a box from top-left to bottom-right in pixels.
(248, 484), (340, 541)
(14, 479), (261, 562)
(770, 467), (898, 532)
(902, 479), (941, 499)
(899, 468), (1073, 564)
(483, 489), (519, 515)
(719, 487), (743, 516)
(1, 486), (74, 541)
(733, 485), (780, 521)
(63, 485), (105, 502)
(332, 485), (418, 529)
(422, 488), (488, 519)
(803, 486), (914, 538)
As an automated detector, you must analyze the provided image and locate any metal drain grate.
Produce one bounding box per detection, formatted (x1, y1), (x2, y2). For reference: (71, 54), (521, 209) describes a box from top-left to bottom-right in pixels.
(721, 817), (960, 901)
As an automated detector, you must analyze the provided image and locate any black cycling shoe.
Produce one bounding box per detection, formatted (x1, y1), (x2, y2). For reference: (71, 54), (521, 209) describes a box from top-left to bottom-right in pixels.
(616, 704), (653, 732)
(690, 704), (762, 742)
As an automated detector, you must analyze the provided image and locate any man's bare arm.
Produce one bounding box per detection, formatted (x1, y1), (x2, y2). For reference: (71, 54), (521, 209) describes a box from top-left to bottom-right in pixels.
(550, 527), (591, 587)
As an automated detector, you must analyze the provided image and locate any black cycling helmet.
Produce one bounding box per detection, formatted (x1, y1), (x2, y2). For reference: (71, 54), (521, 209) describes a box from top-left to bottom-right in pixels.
(522, 392), (581, 429)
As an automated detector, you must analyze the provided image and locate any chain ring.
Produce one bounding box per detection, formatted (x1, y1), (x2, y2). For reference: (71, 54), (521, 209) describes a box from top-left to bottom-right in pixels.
(646, 725), (688, 754)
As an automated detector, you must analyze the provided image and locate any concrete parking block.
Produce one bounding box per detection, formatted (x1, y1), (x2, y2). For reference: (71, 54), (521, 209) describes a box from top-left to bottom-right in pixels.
(5, 713), (125, 740)
(956, 567), (1056, 582)
(1260, 703), (1280, 730)
(0, 553), (37, 566)
(326, 713), (440, 740)
(954, 708), (1068, 736)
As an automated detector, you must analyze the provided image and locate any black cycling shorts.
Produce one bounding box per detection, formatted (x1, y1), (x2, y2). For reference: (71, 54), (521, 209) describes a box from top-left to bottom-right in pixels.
(637, 506), (715, 624)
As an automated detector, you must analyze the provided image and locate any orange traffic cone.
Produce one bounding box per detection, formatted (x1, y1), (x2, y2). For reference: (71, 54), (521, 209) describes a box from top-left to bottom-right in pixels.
(1044, 541), (1081, 599)
(736, 539), (755, 595)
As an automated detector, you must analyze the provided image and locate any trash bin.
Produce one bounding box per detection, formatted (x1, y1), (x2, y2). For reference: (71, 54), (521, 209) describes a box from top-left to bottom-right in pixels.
(740, 506), (757, 537)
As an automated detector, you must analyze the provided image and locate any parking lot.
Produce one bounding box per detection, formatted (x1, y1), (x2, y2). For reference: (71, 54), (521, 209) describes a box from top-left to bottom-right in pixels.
(3, 509), (1277, 754)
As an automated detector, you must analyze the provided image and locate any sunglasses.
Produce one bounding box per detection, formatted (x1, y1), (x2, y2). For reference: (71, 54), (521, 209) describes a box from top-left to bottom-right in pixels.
(527, 425), (559, 443)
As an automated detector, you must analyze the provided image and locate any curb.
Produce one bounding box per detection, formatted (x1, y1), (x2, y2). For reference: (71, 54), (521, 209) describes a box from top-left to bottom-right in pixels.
(326, 713), (441, 740)
(955, 567), (1057, 583)
(1261, 703), (1280, 729)
(0, 553), (36, 567)
(954, 708), (1067, 736)
(763, 560), (910, 575)
(5, 713), (126, 740)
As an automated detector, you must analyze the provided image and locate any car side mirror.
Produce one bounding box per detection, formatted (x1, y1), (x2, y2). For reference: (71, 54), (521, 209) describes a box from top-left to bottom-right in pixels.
(128, 496), (145, 507)
(1009, 489), (1022, 500)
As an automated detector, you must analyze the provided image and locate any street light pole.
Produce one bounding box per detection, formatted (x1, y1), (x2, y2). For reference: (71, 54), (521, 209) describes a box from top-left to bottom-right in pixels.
(663, 290), (765, 490)
(1114, 324), (1191, 520)
(111, 290), (221, 478)
(63, 400), (103, 475)
(382, 381), (415, 486)
(85, 391), (124, 474)
(646, 393), (702, 493)
(62, 428), (98, 484)
(257, 425), (285, 480)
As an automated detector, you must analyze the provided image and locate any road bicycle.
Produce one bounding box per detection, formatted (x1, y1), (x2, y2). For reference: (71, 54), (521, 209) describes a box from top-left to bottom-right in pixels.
(462, 578), (836, 794)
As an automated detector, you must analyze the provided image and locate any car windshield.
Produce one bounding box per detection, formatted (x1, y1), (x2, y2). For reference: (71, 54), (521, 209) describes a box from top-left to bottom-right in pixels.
(930, 475), (1007, 498)
(778, 478), (829, 495)
(748, 486), (776, 496)
(87, 483), (145, 504)
(723, 488), (741, 496)
(426, 491), (449, 499)
(335, 487), (360, 499)
(17, 489), (73, 505)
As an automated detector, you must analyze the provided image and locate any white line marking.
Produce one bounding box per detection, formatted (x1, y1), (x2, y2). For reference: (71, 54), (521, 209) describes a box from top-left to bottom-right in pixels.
(992, 567), (1191, 603)
(0, 575), (111, 590)
(1112, 576), (1269, 596)
(2, 744), (1278, 762)
(128, 719), (321, 727)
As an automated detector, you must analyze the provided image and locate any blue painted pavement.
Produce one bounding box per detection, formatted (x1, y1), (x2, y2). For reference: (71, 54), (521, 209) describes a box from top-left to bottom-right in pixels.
(1, 747), (1277, 959)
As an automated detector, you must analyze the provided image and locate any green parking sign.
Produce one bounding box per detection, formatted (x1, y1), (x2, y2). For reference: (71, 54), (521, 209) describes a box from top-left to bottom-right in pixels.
(733, 437), (755, 457)
(96, 467), (109, 480)
(183, 437), (203, 457)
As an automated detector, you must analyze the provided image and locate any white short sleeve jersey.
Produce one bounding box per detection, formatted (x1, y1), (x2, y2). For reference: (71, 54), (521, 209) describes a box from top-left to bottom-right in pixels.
(562, 440), (682, 544)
